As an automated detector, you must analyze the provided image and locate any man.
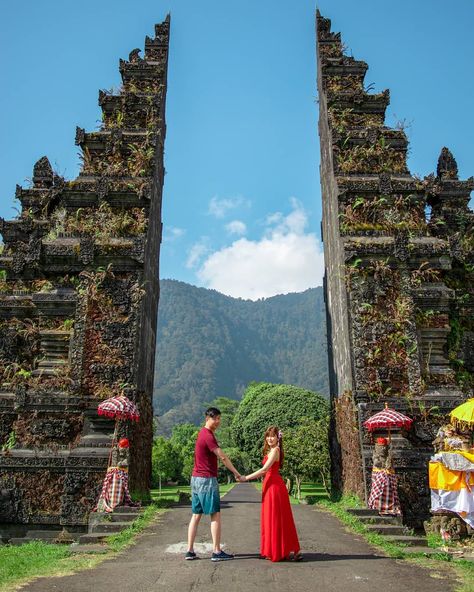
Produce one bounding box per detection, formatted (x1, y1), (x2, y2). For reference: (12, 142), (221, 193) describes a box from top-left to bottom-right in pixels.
(186, 406), (241, 561)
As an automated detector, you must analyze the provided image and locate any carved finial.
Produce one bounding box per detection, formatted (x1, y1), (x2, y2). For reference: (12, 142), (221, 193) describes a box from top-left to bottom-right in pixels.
(32, 156), (53, 188)
(437, 147), (458, 180)
(129, 48), (141, 63)
(75, 126), (85, 146)
(155, 18), (170, 39)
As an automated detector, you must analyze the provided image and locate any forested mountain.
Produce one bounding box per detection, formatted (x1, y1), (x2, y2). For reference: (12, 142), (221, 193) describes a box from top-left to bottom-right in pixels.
(153, 280), (328, 433)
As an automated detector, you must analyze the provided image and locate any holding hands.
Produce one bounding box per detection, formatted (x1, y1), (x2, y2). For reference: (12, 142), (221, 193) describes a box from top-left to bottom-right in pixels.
(233, 472), (248, 482)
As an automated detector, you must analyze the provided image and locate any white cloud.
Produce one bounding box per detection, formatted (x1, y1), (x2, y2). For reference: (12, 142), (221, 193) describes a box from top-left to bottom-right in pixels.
(225, 220), (247, 236)
(208, 195), (250, 219)
(196, 200), (324, 300)
(163, 226), (185, 242)
(186, 239), (209, 269)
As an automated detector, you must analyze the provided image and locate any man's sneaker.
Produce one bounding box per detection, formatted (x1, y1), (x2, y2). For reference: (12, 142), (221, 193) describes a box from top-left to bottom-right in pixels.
(211, 550), (234, 561)
(185, 551), (197, 560)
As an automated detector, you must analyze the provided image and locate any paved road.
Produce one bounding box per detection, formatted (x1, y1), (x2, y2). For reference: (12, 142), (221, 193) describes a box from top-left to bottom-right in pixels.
(22, 484), (455, 592)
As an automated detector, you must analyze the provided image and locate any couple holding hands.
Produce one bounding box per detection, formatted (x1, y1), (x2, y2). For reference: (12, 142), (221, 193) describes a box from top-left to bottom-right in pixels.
(186, 407), (302, 563)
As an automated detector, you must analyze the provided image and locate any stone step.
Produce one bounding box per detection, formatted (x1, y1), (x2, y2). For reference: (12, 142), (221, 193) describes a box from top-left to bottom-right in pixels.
(32, 368), (64, 377)
(8, 537), (35, 546)
(401, 546), (440, 555)
(89, 521), (133, 534)
(385, 535), (428, 547)
(366, 524), (409, 536)
(358, 515), (403, 525)
(78, 533), (110, 544)
(89, 512), (138, 525)
(347, 508), (379, 517)
(25, 530), (63, 540)
(69, 542), (109, 554)
(37, 359), (68, 368)
(112, 506), (141, 514)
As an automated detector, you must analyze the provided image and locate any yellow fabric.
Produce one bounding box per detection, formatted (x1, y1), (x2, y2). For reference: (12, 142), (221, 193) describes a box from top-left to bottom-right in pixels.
(450, 398), (474, 429)
(447, 450), (474, 463)
(429, 462), (474, 491)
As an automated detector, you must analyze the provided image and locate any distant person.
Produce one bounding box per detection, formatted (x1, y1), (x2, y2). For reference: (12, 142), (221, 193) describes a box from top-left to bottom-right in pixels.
(185, 406), (241, 561)
(242, 426), (302, 562)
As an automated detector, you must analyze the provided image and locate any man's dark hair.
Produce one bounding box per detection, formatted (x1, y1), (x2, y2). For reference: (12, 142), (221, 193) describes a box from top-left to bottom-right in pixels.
(205, 407), (221, 418)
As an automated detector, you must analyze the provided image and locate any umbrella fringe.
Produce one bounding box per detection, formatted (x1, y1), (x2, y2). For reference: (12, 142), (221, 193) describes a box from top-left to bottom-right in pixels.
(97, 409), (139, 421)
(451, 417), (474, 431)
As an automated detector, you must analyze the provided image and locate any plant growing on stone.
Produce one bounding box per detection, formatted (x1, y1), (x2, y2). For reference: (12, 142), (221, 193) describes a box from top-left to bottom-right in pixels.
(62, 319), (74, 331)
(409, 262), (441, 287)
(1, 430), (16, 452)
(337, 140), (407, 175)
(48, 203), (146, 241)
(319, 43), (343, 59)
(128, 143), (155, 177)
(329, 107), (383, 131)
(324, 75), (363, 93)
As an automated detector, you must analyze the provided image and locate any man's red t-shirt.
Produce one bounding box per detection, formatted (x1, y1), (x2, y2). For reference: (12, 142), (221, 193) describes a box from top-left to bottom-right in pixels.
(192, 427), (219, 478)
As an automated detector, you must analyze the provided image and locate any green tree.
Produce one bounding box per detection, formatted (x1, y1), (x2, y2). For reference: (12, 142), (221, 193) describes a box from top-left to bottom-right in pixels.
(207, 396), (239, 449)
(151, 437), (182, 489)
(282, 416), (330, 499)
(231, 382), (329, 466)
(168, 423), (199, 483)
(180, 435), (198, 482)
(207, 396), (251, 482)
(169, 423), (199, 450)
(217, 446), (252, 483)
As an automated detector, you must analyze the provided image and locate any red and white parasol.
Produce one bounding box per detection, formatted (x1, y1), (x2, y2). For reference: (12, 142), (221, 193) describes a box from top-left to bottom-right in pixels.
(97, 394), (140, 469)
(98, 394), (140, 422)
(363, 404), (413, 432)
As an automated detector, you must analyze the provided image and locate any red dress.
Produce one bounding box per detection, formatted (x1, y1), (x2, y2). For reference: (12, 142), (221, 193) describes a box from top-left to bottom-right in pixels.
(260, 453), (300, 562)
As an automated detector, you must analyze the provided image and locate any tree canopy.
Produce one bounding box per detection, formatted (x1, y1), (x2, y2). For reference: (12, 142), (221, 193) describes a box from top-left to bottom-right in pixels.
(282, 416), (330, 499)
(231, 382), (329, 465)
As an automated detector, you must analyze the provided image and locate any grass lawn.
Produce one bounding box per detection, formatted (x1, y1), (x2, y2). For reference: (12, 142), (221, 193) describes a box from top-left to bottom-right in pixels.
(289, 483), (329, 504)
(253, 481), (329, 505)
(0, 502), (169, 592)
(0, 540), (117, 592)
(150, 482), (235, 503)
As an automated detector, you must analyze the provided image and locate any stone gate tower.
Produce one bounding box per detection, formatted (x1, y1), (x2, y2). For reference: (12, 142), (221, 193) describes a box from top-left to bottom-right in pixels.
(0, 17), (169, 536)
(316, 12), (473, 525)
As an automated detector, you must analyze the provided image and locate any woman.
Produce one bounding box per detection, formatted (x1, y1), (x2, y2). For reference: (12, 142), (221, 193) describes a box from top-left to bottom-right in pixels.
(242, 426), (302, 562)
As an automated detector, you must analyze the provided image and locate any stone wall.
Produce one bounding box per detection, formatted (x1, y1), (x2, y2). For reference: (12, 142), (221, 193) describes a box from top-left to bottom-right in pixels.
(316, 11), (474, 525)
(0, 17), (170, 534)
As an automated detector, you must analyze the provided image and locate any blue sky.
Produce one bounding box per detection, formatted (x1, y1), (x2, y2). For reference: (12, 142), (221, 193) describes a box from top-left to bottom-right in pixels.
(1, 0), (473, 299)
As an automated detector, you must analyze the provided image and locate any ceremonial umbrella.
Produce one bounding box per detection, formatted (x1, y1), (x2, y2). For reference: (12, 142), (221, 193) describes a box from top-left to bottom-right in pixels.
(450, 398), (474, 430)
(97, 394), (140, 466)
(363, 403), (413, 436)
(97, 394), (140, 422)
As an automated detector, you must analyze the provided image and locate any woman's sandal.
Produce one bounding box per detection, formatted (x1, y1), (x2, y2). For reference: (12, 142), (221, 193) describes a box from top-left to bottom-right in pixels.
(292, 552), (303, 562)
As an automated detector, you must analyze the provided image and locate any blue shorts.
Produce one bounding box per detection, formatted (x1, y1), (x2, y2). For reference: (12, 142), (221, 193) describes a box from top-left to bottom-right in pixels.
(191, 476), (220, 515)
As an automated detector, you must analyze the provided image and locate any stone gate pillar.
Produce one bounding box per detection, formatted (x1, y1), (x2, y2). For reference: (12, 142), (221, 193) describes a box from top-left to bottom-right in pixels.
(316, 11), (473, 526)
(0, 17), (170, 534)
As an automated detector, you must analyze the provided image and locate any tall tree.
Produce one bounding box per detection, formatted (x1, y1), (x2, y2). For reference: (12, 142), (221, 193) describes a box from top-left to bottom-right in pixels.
(282, 416), (330, 499)
(231, 382), (329, 466)
(151, 437), (182, 489)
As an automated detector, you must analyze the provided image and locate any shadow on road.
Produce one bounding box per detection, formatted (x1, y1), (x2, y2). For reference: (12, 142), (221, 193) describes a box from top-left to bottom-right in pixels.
(220, 501), (261, 506)
(232, 552), (387, 563)
(292, 553), (386, 563)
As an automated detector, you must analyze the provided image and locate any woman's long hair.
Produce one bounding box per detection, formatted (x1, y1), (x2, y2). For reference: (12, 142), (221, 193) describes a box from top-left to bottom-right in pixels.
(263, 425), (284, 467)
